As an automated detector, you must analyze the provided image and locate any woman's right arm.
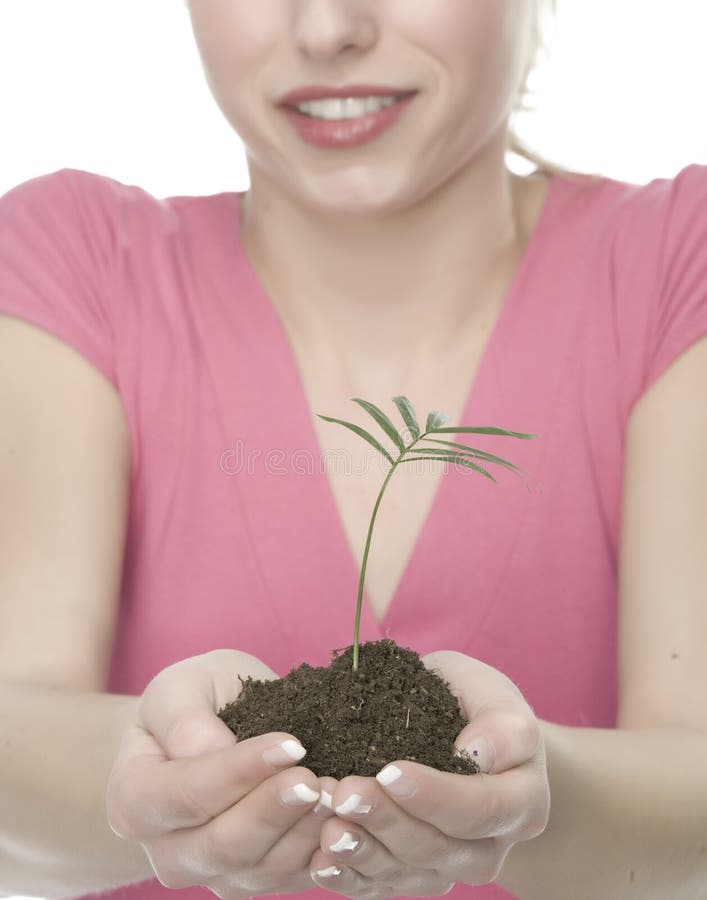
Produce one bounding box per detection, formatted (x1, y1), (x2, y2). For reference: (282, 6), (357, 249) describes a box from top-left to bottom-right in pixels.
(0, 313), (156, 896)
(0, 315), (336, 900)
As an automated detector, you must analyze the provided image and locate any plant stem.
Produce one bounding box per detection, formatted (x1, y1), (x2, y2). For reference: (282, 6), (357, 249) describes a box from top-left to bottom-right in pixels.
(352, 433), (427, 671)
(353, 462), (398, 670)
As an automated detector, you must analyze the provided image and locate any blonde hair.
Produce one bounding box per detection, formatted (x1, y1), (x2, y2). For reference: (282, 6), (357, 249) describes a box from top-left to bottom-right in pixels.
(508, 0), (605, 184)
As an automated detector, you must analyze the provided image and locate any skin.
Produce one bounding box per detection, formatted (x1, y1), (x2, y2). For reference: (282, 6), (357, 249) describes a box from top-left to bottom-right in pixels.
(104, 2), (707, 897)
(184, 0), (546, 374)
(183, 0), (552, 626)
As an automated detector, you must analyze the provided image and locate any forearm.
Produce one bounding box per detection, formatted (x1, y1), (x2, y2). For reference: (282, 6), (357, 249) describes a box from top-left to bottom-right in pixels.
(0, 681), (155, 898)
(496, 720), (707, 899)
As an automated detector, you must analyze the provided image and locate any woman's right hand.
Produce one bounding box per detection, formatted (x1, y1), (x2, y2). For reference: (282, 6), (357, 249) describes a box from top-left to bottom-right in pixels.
(106, 649), (337, 898)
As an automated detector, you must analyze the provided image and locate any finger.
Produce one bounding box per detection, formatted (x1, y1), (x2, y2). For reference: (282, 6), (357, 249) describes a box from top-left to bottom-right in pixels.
(155, 765), (321, 879)
(107, 727), (312, 840)
(322, 815), (501, 890)
(373, 759), (549, 842)
(313, 776), (338, 819)
(320, 812), (453, 885)
(247, 779), (339, 882)
(139, 648), (280, 758)
(453, 706), (542, 775)
(311, 844), (455, 897)
(423, 650), (541, 773)
(310, 855), (377, 898)
(322, 778), (517, 889)
(328, 776), (457, 867)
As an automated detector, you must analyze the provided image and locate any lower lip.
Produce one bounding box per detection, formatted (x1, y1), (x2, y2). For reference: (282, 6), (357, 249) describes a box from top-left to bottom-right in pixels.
(280, 94), (417, 149)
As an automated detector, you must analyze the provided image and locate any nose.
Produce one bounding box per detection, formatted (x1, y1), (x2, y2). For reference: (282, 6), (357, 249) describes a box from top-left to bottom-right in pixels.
(293, 0), (378, 61)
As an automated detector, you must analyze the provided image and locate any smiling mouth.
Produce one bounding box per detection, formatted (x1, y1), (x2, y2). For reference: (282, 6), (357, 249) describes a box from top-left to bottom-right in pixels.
(283, 92), (417, 119)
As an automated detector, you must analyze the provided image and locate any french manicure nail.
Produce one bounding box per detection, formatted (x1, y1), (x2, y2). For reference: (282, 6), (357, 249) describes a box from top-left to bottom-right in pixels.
(458, 736), (494, 773)
(334, 793), (373, 815)
(313, 789), (333, 816)
(262, 739), (306, 767)
(376, 764), (418, 798)
(329, 831), (360, 854)
(315, 865), (342, 878)
(280, 782), (320, 807)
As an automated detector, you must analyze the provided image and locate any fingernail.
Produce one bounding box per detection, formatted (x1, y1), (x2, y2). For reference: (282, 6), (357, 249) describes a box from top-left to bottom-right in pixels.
(280, 782), (320, 807)
(334, 793), (373, 815)
(375, 764), (418, 798)
(263, 739), (306, 768)
(314, 865), (342, 878)
(457, 736), (494, 773)
(329, 831), (360, 854)
(313, 789), (333, 817)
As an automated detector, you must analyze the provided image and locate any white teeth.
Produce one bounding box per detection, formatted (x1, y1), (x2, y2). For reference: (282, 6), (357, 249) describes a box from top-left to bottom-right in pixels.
(294, 95), (399, 120)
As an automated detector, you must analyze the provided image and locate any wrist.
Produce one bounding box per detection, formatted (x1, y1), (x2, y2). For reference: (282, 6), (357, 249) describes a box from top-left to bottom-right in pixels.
(494, 719), (568, 897)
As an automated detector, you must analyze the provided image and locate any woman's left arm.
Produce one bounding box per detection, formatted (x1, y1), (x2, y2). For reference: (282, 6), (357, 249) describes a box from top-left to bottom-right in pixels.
(498, 334), (707, 900)
(310, 336), (707, 900)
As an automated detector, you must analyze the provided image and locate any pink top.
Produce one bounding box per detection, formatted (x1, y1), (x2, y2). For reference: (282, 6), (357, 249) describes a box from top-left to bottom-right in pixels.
(1, 163), (707, 900)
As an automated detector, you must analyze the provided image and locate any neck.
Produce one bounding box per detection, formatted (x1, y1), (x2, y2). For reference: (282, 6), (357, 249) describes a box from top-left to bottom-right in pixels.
(238, 132), (540, 370)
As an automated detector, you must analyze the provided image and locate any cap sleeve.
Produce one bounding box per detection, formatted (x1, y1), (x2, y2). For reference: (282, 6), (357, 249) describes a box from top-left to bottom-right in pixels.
(0, 167), (120, 388)
(643, 163), (707, 394)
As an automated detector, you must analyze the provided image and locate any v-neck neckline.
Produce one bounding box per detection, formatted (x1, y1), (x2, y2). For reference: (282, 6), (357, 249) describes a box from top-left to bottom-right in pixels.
(220, 172), (565, 647)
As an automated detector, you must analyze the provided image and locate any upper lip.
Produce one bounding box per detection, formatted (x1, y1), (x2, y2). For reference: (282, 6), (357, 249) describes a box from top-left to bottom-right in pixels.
(278, 84), (417, 106)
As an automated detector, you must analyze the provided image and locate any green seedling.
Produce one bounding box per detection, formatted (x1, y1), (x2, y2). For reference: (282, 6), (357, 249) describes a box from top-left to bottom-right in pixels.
(317, 396), (536, 670)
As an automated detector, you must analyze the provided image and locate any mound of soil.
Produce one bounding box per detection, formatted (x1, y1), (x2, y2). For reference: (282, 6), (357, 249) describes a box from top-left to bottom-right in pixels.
(217, 638), (480, 779)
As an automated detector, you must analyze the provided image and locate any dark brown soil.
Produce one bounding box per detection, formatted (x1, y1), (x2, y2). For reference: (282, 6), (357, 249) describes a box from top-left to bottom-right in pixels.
(216, 638), (480, 779)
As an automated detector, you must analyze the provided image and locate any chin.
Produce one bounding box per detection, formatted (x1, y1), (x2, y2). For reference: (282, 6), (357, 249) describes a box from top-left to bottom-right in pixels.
(293, 166), (420, 217)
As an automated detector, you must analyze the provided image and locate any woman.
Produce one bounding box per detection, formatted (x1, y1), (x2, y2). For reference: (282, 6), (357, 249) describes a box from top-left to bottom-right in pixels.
(0, 2), (706, 899)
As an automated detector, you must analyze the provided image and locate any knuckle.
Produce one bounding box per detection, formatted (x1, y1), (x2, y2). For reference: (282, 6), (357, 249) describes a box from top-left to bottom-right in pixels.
(247, 866), (312, 897)
(204, 877), (252, 900)
(477, 788), (505, 837)
(442, 841), (479, 878)
(376, 857), (406, 886)
(176, 761), (212, 824)
(512, 712), (541, 757)
(472, 838), (506, 884)
(148, 843), (198, 890)
(155, 866), (194, 891)
(359, 887), (394, 900)
(452, 837), (508, 886)
(415, 829), (450, 868)
(105, 780), (133, 840)
(195, 815), (262, 886)
(163, 711), (201, 751)
(522, 791), (550, 839)
(196, 816), (250, 874)
(508, 770), (550, 841)
(227, 869), (277, 896)
(409, 873), (456, 897)
(106, 766), (149, 840)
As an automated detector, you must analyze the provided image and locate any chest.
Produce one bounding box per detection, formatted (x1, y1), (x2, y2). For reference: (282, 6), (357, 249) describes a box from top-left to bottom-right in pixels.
(114, 227), (625, 732)
(312, 421), (444, 623)
(306, 357), (488, 623)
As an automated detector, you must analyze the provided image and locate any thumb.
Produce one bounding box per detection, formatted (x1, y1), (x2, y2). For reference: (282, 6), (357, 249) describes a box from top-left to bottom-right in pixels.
(454, 706), (541, 775)
(138, 649), (279, 759)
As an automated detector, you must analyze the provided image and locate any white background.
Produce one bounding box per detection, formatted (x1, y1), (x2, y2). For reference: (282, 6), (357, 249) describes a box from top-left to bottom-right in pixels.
(1, 0), (706, 201)
(0, 2), (706, 898)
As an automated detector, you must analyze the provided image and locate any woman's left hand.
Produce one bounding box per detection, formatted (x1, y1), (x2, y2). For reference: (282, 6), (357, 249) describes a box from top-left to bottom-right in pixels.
(309, 650), (550, 898)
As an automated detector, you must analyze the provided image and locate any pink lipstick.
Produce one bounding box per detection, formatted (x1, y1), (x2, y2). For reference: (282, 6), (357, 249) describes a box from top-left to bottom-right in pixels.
(278, 85), (418, 150)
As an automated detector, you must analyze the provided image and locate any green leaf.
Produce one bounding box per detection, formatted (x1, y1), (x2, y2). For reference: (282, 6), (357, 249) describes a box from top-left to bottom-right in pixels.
(392, 395), (420, 440)
(429, 425), (536, 440)
(401, 453), (497, 483)
(425, 410), (451, 432)
(351, 398), (406, 453)
(316, 414), (395, 465)
(422, 438), (524, 473)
